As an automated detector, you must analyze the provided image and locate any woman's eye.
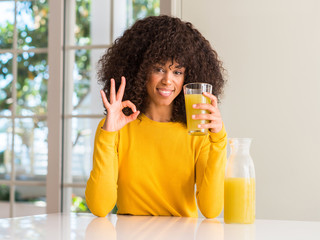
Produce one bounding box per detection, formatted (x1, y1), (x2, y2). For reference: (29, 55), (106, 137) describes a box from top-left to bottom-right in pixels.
(153, 67), (163, 72)
(174, 71), (183, 75)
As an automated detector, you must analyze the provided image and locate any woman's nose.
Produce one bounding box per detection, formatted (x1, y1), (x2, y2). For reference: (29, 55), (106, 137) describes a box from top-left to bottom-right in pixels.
(161, 72), (173, 85)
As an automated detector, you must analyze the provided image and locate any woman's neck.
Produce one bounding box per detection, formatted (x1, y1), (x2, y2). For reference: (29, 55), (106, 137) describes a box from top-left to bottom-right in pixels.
(144, 104), (173, 122)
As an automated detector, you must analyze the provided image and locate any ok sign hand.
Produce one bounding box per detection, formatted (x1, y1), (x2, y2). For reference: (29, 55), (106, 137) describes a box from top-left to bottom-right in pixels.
(101, 76), (140, 132)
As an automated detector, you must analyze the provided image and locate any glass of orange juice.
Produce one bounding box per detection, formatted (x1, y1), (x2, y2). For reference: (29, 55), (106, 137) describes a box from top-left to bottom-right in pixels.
(183, 83), (212, 136)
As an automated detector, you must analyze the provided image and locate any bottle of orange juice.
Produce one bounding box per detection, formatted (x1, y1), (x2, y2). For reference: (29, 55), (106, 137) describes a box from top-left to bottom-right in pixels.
(224, 138), (256, 224)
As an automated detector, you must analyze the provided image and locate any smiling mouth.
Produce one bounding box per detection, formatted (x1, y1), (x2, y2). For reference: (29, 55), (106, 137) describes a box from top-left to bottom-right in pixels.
(157, 88), (174, 97)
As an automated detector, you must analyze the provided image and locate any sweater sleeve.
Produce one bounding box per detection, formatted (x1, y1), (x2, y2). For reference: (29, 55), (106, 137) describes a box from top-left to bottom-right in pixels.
(195, 124), (227, 218)
(85, 119), (119, 217)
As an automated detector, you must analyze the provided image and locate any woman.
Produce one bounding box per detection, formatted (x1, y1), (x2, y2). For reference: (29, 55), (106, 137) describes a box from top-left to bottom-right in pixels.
(85, 15), (227, 218)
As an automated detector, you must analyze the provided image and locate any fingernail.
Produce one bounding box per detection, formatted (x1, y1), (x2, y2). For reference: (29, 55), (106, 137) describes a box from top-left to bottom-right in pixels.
(193, 104), (196, 108)
(192, 115), (195, 119)
(198, 124), (201, 128)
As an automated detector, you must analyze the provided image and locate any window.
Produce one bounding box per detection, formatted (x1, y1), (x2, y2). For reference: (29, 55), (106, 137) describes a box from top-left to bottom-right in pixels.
(61, 0), (160, 213)
(0, 0), (49, 217)
(0, 0), (170, 218)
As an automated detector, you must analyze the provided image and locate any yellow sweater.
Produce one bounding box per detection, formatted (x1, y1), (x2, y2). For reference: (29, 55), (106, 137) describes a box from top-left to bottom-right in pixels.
(85, 114), (227, 218)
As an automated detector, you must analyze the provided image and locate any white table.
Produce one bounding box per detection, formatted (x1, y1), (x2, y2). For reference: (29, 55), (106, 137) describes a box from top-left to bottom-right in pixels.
(0, 213), (319, 240)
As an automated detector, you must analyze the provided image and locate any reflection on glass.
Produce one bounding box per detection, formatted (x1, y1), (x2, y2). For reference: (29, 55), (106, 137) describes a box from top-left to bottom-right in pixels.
(0, 1), (14, 49)
(63, 187), (89, 213)
(14, 185), (46, 217)
(63, 118), (100, 183)
(16, 52), (48, 116)
(0, 119), (12, 180)
(0, 53), (13, 116)
(17, 0), (49, 49)
(14, 118), (48, 178)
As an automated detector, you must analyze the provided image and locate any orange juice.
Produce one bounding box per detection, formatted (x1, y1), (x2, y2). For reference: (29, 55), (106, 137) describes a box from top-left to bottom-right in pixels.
(224, 178), (255, 224)
(184, 94), (210, 136)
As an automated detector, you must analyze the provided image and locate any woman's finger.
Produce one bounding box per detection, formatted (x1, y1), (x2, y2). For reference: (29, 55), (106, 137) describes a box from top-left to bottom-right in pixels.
(110, 78), (116, 103)
(192, 113), (215, 121)
(193, 103), (216, 113)
(203, 92), (218, 108)
(127, 110), (140, 122)
(198, 122), (222, 132)
(198, 123), (214, 129)
(100, 90), (110, 108)
(116, 76), (126, 101)
(121, 100), (137, 113)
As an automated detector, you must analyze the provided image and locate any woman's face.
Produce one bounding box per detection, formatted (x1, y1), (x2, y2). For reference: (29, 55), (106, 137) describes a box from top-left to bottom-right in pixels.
(146, 60), (185, 108)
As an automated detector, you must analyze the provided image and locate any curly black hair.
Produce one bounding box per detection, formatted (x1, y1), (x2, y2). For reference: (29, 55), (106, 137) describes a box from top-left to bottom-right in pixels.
(97, 15), (226, 125)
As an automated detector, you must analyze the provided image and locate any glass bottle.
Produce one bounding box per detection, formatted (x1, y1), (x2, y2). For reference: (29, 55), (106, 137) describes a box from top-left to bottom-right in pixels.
(224, 138), (256, 224)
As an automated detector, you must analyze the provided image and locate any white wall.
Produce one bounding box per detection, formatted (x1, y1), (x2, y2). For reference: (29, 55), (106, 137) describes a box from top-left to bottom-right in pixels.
(181, 0), (320, 221)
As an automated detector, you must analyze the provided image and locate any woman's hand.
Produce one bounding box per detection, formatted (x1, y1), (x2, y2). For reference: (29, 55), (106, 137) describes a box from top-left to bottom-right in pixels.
(192, 92), (223, 133)
(101, 76), (140, 132)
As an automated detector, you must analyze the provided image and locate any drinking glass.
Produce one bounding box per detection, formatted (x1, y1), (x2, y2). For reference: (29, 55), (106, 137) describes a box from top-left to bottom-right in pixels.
(183, 83), (212, 136)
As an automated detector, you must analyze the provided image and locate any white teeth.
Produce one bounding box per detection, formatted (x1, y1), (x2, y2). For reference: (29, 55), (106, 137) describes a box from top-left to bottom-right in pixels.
(158, 89), (173, 97)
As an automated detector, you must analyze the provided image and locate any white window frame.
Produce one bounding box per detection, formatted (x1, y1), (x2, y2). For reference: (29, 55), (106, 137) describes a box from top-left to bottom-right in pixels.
(160, 0), (182, 18)
(47, 0), (64, 213)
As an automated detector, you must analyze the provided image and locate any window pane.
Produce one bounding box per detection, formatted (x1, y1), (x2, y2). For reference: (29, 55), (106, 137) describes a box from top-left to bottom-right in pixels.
(64, 49), (104, 115)
(0, 185), (10, 218)
(63, 118), (101, 183)
(73, 49), (91, 114)
(0, 1), (14, 49)
(66, 0), (111, 46)
(14, 118), (48, 179)
(17, 0), (49, 49)
(16, 52), (48, 116)
(127, 0), (160, 27)
(68, 0), (161, 47)
(75, 0), (91, 46)
(66, 0), (161, 45)
(14, 185), (46, 217)
(0, 53), (13, 116)
(63, 187), (89, 213)
(0, 119), (12, 180)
